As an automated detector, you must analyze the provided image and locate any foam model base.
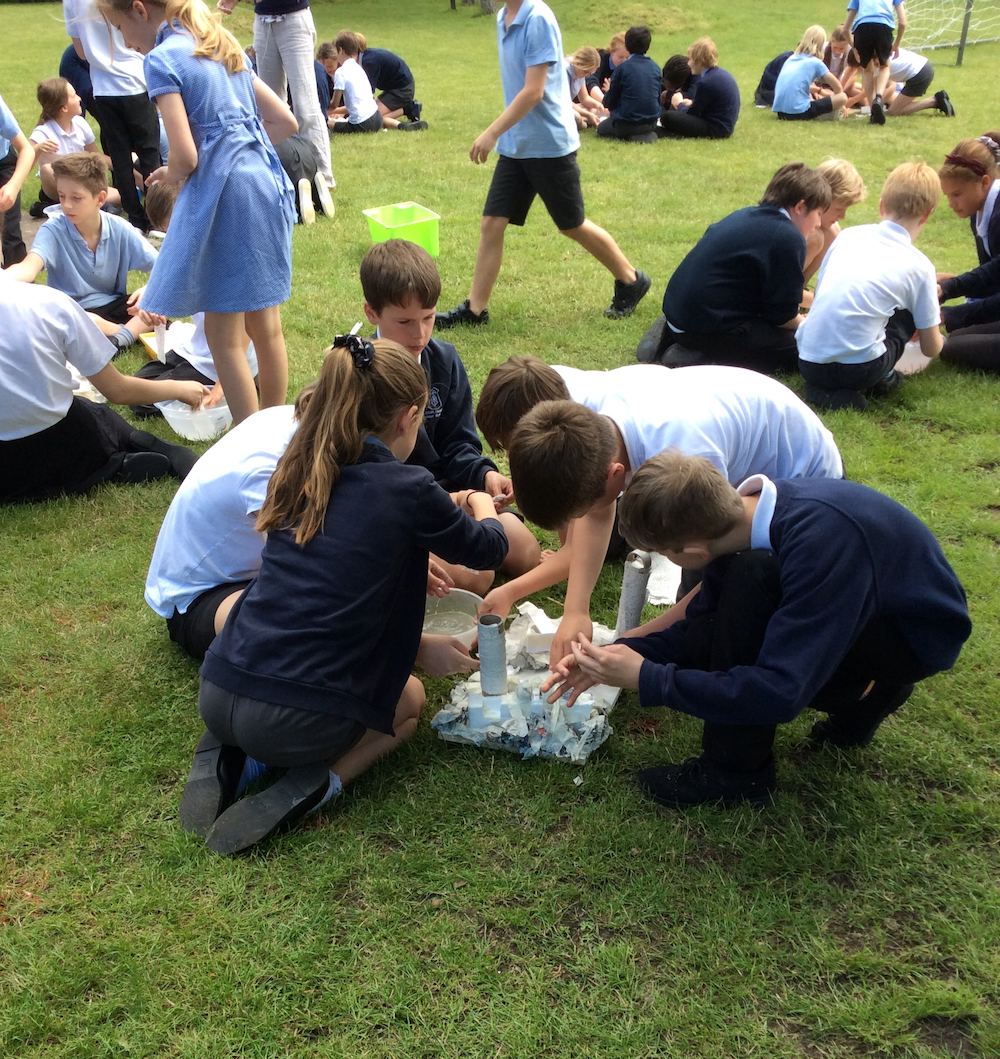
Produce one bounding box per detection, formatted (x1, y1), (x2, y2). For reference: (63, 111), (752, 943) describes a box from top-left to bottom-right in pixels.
(431, 602), (621, 764)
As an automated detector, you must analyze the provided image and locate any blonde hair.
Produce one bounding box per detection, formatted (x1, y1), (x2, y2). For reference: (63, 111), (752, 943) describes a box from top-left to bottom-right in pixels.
(97, 0), (246, 74)
(817, 158), (867, 206)
(354, 32), (368, 52)
(37, 77), (71, 123)
(569, 46), (601, 74)
(881, 162), (942, 221)
(608, 32), (626, 51)
(687, 37), (719, 69)
(257, 340), (427, 546)
(618, 452), (744, 552)
(796, 25), (828, 59)
(831, 24), (854, 44)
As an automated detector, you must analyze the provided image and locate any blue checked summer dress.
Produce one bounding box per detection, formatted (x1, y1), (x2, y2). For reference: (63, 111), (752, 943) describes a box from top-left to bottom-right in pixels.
(142, 23), (295, 316)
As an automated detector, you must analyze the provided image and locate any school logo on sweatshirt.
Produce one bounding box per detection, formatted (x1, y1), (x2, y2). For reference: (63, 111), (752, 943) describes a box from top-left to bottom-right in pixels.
(425, 386), (444, 420)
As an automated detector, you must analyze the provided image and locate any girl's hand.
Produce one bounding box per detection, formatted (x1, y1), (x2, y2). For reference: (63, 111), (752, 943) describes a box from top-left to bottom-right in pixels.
(540, 653), (598, 707)
(427, 559), (455, 597)
(175, 382), (211, 410)
(33, 139), (59, 155)
(415, 634), (479, 678)
(478, 586), (513, 620)
(203, 380), (226, 409)
(145, 166), (170, 187)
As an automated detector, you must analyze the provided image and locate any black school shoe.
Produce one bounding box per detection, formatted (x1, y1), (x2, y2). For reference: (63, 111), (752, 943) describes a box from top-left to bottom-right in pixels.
(870, 95), (886, 125)
(128, 428), (199, 480)
(635, 755), (777, 809)
(399, 120), (428, 131)
(810, 682), (915, 748)
(179, 729), (248, 836)
(605, 269), (652, 319)
(204, 762), (332, 855)
(802, 382), (868, 412)
(435, 299), (489, 330)
(935, 90), (955, 117)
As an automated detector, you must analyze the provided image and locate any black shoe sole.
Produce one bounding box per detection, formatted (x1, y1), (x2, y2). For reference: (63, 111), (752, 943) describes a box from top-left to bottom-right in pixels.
(129, 429), (199, 480)
(179, 730), (247, 836)
(205, 762), (331, 854)
(114, 452), (171, 484)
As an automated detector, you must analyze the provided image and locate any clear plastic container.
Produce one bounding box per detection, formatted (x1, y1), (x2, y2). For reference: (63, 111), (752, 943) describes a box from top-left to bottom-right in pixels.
(155, 398), (232, 441)
(422, 588), (484, 648)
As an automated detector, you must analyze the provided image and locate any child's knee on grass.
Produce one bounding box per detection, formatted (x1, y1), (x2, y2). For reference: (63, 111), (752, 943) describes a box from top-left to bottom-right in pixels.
(431, 554), (495, 595)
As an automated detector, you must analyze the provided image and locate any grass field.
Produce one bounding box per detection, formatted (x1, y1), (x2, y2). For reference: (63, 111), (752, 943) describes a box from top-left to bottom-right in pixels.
(1, 1), (999, 1056)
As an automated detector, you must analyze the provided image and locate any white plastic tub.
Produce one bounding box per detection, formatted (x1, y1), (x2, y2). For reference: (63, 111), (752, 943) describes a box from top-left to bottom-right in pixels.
(155, 398), (232, 441)
(422, 589), (484, 649)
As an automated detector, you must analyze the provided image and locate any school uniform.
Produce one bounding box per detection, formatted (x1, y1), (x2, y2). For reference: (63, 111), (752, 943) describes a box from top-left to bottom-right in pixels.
(332, 57), (382, 133)
(0, 93), (26, 267)
(145, 405), (296, 658)
(554, 363), (844, 484)
(619, 475), (971, 773)
(597, 53), (661, 142)
(939, 226), (1000, 372)
(753, 51), (791, 108)
(200, 441), (508, 764)
(772, 53), (834, 120)
(29, 209), (158, 322)
(850, 0), (904, 66)
(360, 47), (416, 111)
(59, 43), (94, 117)
(890, 48), (934, 95)
(660, 65), (740, 139)
(29, 116), (96, 171)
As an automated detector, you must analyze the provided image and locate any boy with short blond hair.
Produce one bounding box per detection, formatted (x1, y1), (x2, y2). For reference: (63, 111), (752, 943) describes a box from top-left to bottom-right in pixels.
(797, 161), (942, 410)
(4, 152), (158, 350)
(359, 239), (541, 588)
(541, 451), (971, 809)
(801, 158), (866, 299)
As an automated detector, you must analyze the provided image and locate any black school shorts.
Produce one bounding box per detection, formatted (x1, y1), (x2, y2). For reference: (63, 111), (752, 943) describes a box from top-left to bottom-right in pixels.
(901, 62), (934, 96)
(853, 23), (893, 66)
(777, 96), (834, 121)
(166, 580), (252, 661)
(483, 152), (586, 230)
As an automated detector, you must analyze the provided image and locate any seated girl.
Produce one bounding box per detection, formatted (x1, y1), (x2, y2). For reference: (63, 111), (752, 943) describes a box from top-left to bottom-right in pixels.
(937, 135), (1000, 373)
(565, 46), (605, 129)
(822, 25), (866, 109)
(179, 337), (509, 854)
(659, 37), (739, 139)
(801, 158), (867, 308)
(772, 26), (848, 121)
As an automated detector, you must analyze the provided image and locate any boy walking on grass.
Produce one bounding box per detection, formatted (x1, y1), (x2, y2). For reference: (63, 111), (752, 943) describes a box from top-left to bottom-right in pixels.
(542, 452), (971, 810)
(796, 162), (942, 411)
(435, 0), (650, 329)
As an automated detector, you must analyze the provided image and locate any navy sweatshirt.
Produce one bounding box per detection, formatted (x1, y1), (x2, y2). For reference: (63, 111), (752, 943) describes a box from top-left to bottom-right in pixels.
(662, 205), (805, 333)
(202, 443), (509, 734)
(360, 48), (414, 93)
(406, 338), (497, 491)
(939, 253), (1000, 331)
(619, 478), (971, 727)
(603, 53), (661, 123)
(679, 65), (740, 136)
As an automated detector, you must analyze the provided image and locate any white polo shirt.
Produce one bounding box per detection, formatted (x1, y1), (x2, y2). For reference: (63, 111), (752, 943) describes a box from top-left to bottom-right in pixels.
(333, 57), (378, 124)
(30, 116), (96, 175)
(63, 0), (147, 97)
(553, 363), (844, 483)
(0, 277), (114, 440)
(797, 221), (940, 365)
(144, 404), (298, 617)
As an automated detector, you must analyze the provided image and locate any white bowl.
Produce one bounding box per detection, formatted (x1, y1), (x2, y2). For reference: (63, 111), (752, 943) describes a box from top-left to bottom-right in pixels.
(156, 399), (232, 441)
(422, 588), (484, 649)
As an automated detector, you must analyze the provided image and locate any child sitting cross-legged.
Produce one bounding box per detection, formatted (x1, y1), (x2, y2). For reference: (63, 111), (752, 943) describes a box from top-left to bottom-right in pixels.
(360, 239), (542, 593)
(658, 37), (740, 140)
(182, 337), (508, 854)
(541, 452), (972, 810)
(772, 25), (848, 121)
(328, 30), (382, 134)
(4, 152), (159, 351)
(797, 162), (943, 411)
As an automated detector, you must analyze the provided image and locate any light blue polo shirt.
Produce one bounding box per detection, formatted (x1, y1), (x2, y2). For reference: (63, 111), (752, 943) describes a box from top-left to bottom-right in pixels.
(848, 0), (903, 29)
(496, 0), (579, 159)
(772, 53), (828, 114)
(0, 93), (21, 158)
(30, 210), (158, 309)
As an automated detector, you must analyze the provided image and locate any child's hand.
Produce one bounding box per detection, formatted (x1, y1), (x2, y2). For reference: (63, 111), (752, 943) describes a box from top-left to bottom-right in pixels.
(483, 471), (514, 511)
(0, 182), (17, 213)
(203, 380), (226, 409)
(671, 91), (683, 108)
(470, 130), (498, 164)
(479, 585), (513, 621)
(551, 613), (593, 670)
(545, 636), (642, 703)
(427, 559), (455, 597)
(33, 139), (59, 155)
(540, 652), (598, 706)
(175, 382), (211, 409)
(216, 0), (237, 13)
(415, 634), (479, 678)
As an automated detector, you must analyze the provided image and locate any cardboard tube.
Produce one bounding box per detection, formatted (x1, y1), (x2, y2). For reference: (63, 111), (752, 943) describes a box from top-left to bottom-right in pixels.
(478, 613), (508, 696)
(615, 549), (652, 637)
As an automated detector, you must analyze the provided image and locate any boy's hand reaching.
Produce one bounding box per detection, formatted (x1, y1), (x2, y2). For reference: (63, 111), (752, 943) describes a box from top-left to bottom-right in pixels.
(416, 634), (479, 678)
(427, 559), (455, 598)
(551, 612), (592, 668)
(483, 470), (514, 512)
(542, 635), (643, 705)
(175, 381), (211, 409)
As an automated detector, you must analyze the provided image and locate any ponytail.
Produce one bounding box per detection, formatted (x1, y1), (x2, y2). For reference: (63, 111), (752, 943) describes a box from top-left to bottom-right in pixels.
(166, 0), (247, 73)
(257, 339), (428, 546)
(37, 77), (70, 124)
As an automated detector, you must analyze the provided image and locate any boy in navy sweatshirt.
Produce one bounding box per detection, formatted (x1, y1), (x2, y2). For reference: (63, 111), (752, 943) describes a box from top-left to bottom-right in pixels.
(597, 25), (661, 143)
(543, 451), (972, 809)
(360, 239), (541, 591)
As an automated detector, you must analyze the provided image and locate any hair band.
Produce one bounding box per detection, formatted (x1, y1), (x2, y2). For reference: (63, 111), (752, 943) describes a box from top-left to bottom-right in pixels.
(978, 135), (1000, 161)
(944, 153), (988, 176)
(332, 333), (375, 371)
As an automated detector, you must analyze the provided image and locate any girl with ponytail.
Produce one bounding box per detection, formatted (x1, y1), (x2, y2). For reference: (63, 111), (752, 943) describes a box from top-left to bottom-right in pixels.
(181, 338), (509, 854)
(937, 134), (1000, 372)
(99, 0), (298, 424)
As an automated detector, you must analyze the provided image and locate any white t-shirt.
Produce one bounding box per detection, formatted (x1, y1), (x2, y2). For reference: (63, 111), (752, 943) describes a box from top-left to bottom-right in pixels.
(0, 277), (114, 440)
(144, 404), (298, 617)
(30, 116), (96, 175)
(63, 0), (147, 97)
(797, 221), (940, 365)
(175, 313), (258, 382)
(333, 57), (378, 124)
(890, 49), (929, 82)
(565, 58), (585, 100)
(554, 363), (844, 484)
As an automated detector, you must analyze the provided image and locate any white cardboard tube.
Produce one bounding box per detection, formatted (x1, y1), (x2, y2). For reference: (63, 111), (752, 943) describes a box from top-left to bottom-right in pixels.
(477, 613), (508, 696)
(615, 549), (652, 637)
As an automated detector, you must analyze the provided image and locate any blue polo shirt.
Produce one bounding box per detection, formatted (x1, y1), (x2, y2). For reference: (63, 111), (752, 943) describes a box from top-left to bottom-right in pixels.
(0, 93), (21, 158)
(848, 0), (903, 28)
(30, 209), (158, 309)
(496, 0), (579, 159)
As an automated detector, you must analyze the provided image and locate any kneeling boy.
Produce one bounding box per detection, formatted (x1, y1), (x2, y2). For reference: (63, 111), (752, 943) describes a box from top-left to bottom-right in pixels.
(544, 452), (972, 809)
(796, 162), (942, 411)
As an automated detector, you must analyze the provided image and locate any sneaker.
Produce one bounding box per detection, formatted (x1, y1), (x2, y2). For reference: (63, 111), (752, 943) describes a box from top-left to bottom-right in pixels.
(408, 100), (423, 122)
(399, 120), (428, 132)
(434, 299), (489, 330)
(313, 174), (335, 218)
(178, 729), (247, 836)
(604, 268), (652, 319)
(870, 95), (886, 125)
(297, 177), (315, 225)
(28, 199), (48, 219)
(935, 89), (955, 117)
(113, 452), (171, 484)
(128, 428), (199, 480)
(204, 761), (332, 854)
(635, 755), (777, 809)
(802, 382), (868, 412)
(869, 369), (901, 398)
(659, 342), (706, 368)
(810, 683), (914, 747)
(636, 314), (667, 362)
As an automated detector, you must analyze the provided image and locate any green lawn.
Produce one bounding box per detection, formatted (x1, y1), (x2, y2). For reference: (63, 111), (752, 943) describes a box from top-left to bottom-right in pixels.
(2, 1), (999, 1056)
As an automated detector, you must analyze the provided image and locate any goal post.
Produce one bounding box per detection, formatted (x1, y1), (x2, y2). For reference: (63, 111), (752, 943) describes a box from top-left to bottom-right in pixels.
(904, 0), (1000, 64)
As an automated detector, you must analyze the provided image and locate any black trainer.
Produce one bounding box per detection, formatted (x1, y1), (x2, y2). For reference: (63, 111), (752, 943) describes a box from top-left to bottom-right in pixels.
(605, 269), (652, 319)
(205, 762), (332, 854)
(635, 755), (777, 809)
(935, 90), (955, 117)
(399, 120), (428, 132)
(29, 200), (48, 219)
(179, 729), (248, 836)
(869, 369), (900, 398)
(113, 452), (171, 484)
(870, 95), (886, 125)
(810, 682), (914, 748)
(129, 428), (199, 480)
(409, 100), (423, 122)
(435, 299), (489, 330)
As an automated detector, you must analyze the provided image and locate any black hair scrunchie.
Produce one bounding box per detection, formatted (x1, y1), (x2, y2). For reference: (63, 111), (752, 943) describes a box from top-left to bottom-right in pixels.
(332, 333), (375, 371)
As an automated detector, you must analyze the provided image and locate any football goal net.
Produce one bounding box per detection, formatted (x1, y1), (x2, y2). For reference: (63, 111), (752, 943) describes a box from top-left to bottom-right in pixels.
(904, 0), (1000, 61)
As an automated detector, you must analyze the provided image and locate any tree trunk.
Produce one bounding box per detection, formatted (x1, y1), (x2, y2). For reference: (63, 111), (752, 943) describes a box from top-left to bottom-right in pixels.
(480, 0), (498, 13)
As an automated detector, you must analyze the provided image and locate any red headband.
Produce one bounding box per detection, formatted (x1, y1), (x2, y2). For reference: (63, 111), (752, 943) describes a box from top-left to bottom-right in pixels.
(944, 153), (988, 176)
